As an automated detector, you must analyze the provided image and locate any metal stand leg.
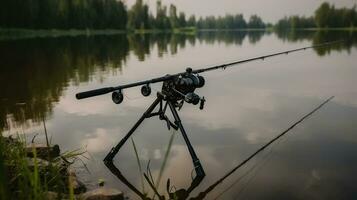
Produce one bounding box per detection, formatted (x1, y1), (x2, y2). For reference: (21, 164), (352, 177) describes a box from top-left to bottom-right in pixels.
(104, 95), (205, 199)
(104, 97), (162, 200)
(168, 101), (206, 192)
(104, 97), (162, 162)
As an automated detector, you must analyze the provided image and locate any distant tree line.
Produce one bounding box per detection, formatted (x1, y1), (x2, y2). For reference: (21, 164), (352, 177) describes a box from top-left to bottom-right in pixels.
(0, 0), (266, 30)
(126, 0), (266, 29)
(275, 16), (316, 30)
(315, 2), (357, 28)
(0, 0), (127, 29)
(275, 2), (357, 30)
(196, 14), (265, 29)
(0, 1), (356, 30)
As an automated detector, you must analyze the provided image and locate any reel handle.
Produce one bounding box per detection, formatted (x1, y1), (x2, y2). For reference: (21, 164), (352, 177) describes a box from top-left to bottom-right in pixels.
(199, 97), (205, 110)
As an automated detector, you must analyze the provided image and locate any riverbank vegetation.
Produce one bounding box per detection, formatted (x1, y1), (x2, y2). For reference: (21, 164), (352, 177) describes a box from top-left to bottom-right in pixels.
(0, 135), (69, 199)
(1, 1), (356, 36)
(0, 134), (92, 199)
(276, 2), (357, 30)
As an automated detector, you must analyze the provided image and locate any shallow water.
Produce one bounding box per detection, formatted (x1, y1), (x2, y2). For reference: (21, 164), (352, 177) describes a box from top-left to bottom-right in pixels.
(1, 30), (357, 199)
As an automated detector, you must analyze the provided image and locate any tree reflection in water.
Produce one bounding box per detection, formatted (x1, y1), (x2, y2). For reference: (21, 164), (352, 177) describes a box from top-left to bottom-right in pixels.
(1, 30), (354, 131)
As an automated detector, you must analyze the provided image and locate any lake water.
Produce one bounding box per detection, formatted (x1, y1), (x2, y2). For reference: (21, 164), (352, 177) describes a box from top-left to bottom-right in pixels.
(1, 30), (357, 199)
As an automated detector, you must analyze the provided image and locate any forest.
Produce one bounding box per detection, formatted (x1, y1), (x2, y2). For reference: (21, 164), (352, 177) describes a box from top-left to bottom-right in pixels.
(0, 1), (356, 30)
(276, 2), (357, 30)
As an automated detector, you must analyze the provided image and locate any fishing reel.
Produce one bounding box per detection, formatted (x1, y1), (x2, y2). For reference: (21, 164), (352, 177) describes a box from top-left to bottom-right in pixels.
(111, 68), (206, 109)
(162, 68), (206, 110)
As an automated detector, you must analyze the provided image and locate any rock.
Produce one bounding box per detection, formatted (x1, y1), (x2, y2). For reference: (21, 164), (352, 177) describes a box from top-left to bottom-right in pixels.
(81, 188), (124, 200)
(68, 168), (87, 194)
(25, 157), (50, 168)
(43, 191), (58, 200)
(98, 179), (105, 187)
(26, 144), (60, 160)
(1, 136), (19, 144)
(72, 178), (87, 194)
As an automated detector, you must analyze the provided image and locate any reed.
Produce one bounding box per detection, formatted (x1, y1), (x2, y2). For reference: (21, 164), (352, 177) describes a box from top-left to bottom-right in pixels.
(0, 132), (86, 199)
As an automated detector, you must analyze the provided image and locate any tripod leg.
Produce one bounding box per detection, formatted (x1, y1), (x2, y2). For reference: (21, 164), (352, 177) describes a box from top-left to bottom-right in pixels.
(167, 101), (206, 187)
(104, 97), (162, 162)
(103, 97), (162, 200)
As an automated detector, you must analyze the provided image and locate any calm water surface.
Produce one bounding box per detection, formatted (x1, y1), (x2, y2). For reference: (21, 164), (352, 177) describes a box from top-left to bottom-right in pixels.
(1, 31), (357, 199)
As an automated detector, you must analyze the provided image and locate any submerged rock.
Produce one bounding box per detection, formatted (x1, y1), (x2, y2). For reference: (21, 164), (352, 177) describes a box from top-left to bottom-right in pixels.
(25, 157), (50, 168)
(81, 188), (124, 200)
(68, 168), (87, 194)
(43, 191), (59, 200)
(26, 143), (60, 160)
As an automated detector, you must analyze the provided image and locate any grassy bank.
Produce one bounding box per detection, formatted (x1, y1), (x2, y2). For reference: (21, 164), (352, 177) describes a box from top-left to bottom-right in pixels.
(1, 27), (356, 41)
(299, 27), (357, 31)
(0, 27), (198, 40)
(0, 135), (85, 199)
(0, 28), (127, 40)
(273, 27), (357, 32)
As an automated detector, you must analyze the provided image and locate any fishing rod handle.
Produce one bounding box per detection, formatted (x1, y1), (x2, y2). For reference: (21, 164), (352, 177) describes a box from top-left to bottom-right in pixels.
(76, 87), (115, 99)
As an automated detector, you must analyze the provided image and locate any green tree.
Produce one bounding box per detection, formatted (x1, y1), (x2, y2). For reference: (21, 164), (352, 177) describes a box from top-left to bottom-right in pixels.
(187, 15), (196, 27)
(178, 12), (186, 27)
(155, 1), (170, 29)
(233, 14), (247, 29)
(128, 0), (149, 29)
(169, 4), (178, 28)
(315, 2), (331, 28)
(248, 15), (265, 29)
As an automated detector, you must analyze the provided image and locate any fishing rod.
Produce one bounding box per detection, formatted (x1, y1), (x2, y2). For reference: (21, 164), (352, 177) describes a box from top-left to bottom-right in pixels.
(75, 40), (341, 199)
(76, 40), (341, 100)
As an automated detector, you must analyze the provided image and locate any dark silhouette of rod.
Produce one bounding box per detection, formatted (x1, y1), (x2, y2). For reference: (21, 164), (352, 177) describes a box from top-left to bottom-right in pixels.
(76, 41), (342, 100)
(191, 96), (335, 200)
(193, 41), (341, 74)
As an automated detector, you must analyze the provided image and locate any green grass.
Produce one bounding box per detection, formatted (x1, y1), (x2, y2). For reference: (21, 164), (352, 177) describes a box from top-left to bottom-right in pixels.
(155, 130), (176, 189)
(0, 27), (199, 40)
(131, 27), (197, 34)
(1, 26), (356, 41)
(131, 137), (146, 195)
(130, 131), (176, 199)
(301, 27), (357, 31)
(0, 133), (86, 199)
(0, 135), (47, 199)
(273, 27), (357, 32)
(0, 28), (126, 40)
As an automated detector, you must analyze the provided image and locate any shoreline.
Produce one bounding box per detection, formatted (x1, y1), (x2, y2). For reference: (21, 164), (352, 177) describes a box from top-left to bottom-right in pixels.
(0, 27), (356, 41)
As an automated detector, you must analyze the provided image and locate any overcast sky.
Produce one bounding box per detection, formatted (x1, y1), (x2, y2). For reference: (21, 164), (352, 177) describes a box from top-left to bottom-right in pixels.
(125, 0), (356, 23)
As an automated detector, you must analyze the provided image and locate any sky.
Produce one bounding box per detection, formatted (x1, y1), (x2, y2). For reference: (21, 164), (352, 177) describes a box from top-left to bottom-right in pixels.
(125, 0), (357, 23)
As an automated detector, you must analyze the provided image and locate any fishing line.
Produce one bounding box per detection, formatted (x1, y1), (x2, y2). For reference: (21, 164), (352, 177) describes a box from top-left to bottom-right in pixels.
(234, 141), (283, 200)
(192, 96), (335, 200)
(214, 147), (274, 199)
(235, 131), (295, 200)
(214, 126), (289, 199)
(213, 135), (286, 199)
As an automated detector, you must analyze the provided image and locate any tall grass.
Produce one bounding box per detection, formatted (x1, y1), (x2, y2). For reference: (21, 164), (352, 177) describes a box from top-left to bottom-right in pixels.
(155, 130), (176, 189)
(0, 135), (48, 199)
(0, 132), (86, 199)
(131, 137), (146, 194)
(0, 136), (8, 199)
(130, 130), (177, 199)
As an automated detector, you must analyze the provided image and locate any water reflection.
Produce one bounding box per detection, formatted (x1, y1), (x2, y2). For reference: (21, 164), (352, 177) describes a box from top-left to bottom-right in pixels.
(0, 36), (129, 130)
(1, 30), (357, 199)
(275, 30), (357, 56)
(1, 31), (355, 131)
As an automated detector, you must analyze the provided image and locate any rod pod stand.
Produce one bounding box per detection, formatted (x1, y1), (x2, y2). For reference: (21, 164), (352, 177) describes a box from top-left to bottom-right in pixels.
(103, 92), (206, 199)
